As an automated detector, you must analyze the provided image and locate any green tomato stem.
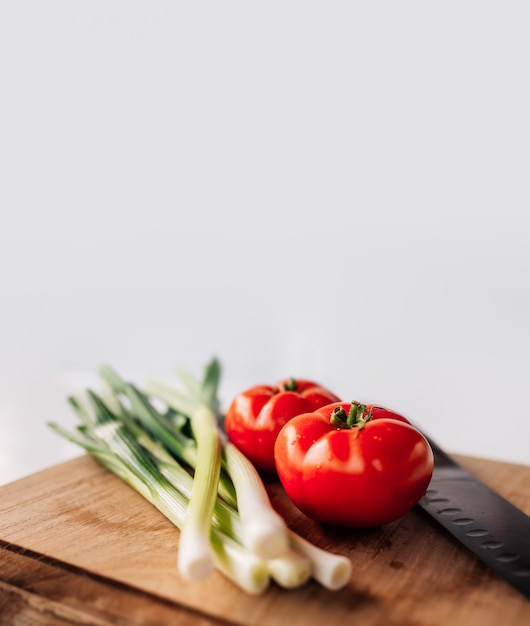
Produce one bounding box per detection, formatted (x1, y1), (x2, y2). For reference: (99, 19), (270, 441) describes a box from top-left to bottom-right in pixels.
(330, 402), (372, 430)
(283, 378), (298, 392)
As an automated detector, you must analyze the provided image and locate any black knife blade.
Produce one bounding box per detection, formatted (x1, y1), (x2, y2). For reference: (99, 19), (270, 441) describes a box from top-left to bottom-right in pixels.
(417, 434), (530, 600)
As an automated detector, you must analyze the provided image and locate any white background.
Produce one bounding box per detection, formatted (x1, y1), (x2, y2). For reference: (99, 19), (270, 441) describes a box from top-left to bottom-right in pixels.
(1, 2), (529, 486)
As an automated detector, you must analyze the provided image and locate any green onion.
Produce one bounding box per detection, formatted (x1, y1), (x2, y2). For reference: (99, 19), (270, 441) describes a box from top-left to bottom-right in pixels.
(102, 373), (237, 508)
(175, 401), (221, 580)
(221, 439), (289, 559)
(48, 418), (270, 595)
(49, 358), (352, 594)
(146, 376), (290, 560)
(266, 548), (312, 588)
(288, 531), (352, 591)
(99, 363), (223, 581)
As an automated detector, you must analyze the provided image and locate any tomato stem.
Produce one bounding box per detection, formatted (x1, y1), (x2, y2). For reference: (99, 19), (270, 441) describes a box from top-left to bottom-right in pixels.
(330, 406), (348, 428)
(283, 378), (298, 392)
(346, 403), (358, 426)
(330, 402), (372, 430)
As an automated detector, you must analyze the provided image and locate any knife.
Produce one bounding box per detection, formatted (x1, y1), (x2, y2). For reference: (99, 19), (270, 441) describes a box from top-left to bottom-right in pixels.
(417, 433), (530, 600)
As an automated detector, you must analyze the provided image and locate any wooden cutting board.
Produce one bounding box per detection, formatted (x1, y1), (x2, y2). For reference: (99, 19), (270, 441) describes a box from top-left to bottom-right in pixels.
(1, 453), (529, 626)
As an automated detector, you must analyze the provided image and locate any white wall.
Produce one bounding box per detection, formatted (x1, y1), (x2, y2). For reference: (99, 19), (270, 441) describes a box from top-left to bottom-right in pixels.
(1, 2), (529, 485)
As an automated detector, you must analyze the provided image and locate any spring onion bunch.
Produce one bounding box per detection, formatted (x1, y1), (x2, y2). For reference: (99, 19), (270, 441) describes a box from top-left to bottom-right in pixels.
(49, 359), (352, 594)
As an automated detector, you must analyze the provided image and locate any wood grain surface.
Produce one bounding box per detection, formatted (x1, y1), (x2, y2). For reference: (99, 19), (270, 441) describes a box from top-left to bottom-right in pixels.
(1, 453), (529, 626)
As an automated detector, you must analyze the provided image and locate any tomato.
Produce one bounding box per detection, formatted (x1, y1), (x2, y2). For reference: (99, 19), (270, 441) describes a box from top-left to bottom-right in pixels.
(274, 401), (434, 527)
(224, 378), (341, 473)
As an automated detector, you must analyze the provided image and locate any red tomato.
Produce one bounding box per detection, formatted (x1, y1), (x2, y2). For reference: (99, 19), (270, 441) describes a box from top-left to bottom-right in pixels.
(274, 401), (434, 527)
(224, 378), (341, 473)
